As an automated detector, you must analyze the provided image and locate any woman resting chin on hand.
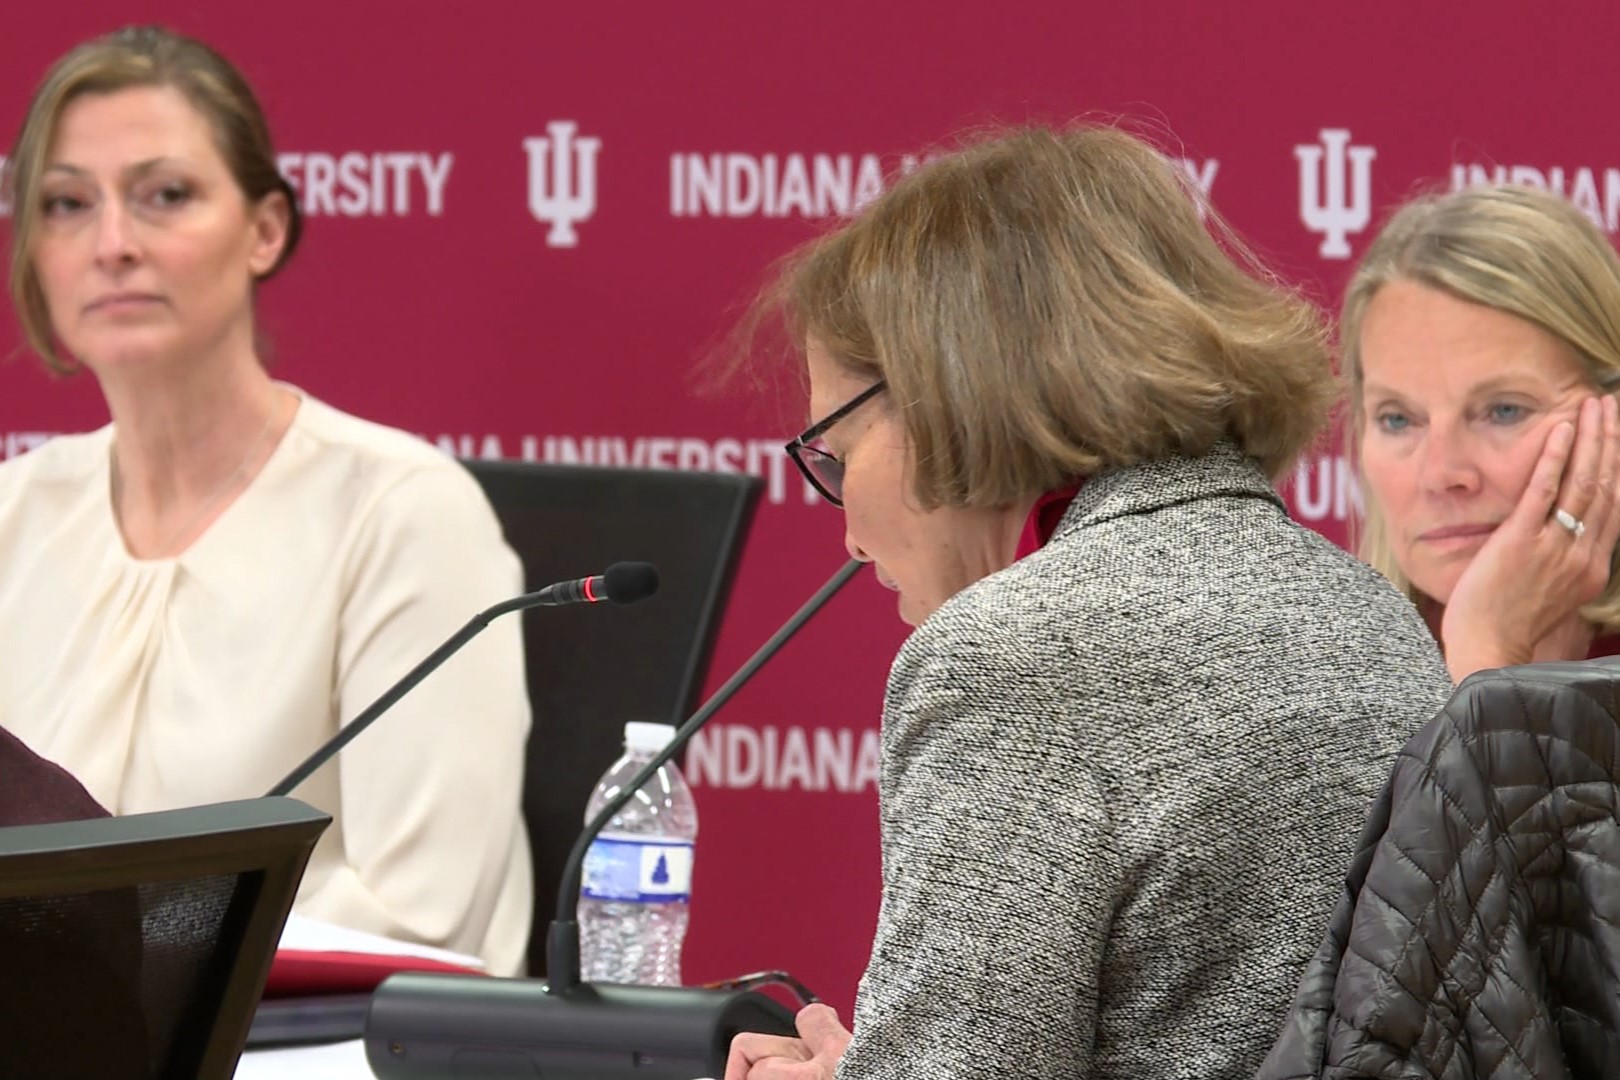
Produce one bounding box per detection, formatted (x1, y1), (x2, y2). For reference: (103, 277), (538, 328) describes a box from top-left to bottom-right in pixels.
(1347, 184), (1620, 683)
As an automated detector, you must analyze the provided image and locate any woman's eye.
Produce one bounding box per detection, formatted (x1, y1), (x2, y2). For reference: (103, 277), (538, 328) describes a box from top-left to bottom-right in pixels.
(41, 193), (87, 216)
(1375, 411), (1410, 434)
(1484, 403), (1528, 425)
(147, 182), (193, 208)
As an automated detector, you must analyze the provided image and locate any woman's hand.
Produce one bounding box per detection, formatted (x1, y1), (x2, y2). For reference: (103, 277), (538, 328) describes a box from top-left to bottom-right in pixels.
(1441, 394), (1620, 681)
(724, 1004), (852, 1080)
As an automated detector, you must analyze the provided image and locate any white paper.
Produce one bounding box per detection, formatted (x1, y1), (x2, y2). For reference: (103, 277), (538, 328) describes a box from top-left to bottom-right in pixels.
(234, 1039), (372, 1080)
(277, 913), (485, 970)
(235, 1039), (714, 1080)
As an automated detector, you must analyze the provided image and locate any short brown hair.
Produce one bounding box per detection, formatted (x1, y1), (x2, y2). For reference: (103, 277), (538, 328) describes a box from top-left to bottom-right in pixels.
(1341, 183), (1620, 631)
(753, 124), (1334, 509)
(4, 25), (302, 373)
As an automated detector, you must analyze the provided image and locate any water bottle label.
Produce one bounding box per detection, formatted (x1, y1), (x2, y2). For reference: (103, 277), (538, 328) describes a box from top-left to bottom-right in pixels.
(581, 836), (694, 902)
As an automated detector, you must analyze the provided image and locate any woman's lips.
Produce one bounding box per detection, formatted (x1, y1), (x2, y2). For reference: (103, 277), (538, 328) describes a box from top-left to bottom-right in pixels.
(1417, 523), (1498, 544)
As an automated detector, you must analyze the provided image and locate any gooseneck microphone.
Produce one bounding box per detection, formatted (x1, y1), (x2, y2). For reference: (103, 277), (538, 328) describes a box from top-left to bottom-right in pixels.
(533, 562), (661, 607)
(364, 558), (865, 1080)
(266, 561), (659, 798)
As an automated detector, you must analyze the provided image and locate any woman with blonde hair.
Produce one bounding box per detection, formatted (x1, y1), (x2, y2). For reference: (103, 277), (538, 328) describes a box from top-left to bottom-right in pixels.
(1343, 184), (1620, 682)
(725, 125), (1450, 1080)
(0, 26), (533, 973)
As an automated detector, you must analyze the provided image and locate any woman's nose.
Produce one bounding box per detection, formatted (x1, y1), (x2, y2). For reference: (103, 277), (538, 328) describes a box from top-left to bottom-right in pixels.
(93, 200), (141, 270)
(845, 531), (872, 563)
(1416, 424), (1482, 496)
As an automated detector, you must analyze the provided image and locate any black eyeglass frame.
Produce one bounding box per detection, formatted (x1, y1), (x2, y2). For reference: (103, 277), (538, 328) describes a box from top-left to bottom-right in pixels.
(783, 380), (887, 507)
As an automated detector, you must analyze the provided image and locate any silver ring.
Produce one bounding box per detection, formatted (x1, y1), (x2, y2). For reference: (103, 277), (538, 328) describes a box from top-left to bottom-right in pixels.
(1554, 507), (1587, 538)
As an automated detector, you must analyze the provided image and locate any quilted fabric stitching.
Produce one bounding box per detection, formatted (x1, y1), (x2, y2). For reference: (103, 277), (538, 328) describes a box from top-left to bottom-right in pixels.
(1373, 718), (1504, 999)
(1260, 665), (1620, 1080)
(1458, 680), (1545, 1079)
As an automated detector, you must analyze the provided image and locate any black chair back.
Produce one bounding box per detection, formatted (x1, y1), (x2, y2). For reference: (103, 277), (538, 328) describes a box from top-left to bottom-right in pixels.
(460, 459), (761, 976)
(0, 796), (329, 1079)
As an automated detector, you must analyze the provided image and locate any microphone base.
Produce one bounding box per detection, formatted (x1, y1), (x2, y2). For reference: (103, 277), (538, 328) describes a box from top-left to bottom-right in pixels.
(364, 972), (798, 1079)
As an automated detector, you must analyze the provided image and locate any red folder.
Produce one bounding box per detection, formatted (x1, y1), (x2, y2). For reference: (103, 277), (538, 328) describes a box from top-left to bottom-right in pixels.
(265, 948), (485, 998)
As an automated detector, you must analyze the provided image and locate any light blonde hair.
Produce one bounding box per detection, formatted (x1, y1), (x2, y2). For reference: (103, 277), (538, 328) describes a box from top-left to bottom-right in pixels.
(3, 25), (301, 373)
(750, 124), (1334, 509)
(1341, 183), (1620, 632)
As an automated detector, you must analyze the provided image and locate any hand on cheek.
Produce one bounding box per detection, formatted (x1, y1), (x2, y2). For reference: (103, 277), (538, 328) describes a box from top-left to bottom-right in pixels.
(1440, 395), (1620, 680)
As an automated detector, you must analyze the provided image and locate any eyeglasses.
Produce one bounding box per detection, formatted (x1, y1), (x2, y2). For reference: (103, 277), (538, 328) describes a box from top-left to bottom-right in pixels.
(701, 969), (821, 1007)
(784, 381), (886, 507)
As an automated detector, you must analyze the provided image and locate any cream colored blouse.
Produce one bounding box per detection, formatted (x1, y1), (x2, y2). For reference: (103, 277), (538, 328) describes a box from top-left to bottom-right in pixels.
(0, 389), (533, 975)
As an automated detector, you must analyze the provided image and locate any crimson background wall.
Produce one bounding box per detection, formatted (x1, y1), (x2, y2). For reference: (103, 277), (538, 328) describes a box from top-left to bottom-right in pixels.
(3, 2), (1613, 1012)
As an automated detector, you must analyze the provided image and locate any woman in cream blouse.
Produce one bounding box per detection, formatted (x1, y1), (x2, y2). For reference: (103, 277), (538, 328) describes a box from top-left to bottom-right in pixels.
(0, 27), (533, 975)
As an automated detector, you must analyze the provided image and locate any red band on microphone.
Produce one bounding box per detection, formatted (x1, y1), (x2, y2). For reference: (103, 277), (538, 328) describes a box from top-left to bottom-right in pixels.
(583, 576), (599, 603)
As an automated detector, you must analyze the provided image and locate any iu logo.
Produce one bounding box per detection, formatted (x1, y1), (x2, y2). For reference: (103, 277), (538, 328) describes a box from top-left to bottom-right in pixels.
(1294, 129), (1377, 260)
(524, 120), (601, 248)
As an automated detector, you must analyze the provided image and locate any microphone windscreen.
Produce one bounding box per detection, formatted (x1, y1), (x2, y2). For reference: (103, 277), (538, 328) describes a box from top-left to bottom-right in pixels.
(603, 561), (660, 605)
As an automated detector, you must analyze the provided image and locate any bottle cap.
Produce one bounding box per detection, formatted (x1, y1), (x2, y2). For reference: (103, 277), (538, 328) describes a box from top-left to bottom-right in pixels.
(624, 721), (677, 753)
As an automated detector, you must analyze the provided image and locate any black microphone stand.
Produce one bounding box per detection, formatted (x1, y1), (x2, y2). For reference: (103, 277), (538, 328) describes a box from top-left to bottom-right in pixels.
(269, 564), (658, 798)
(365, 559), (865, 1080)
(547, 556), (863, 991)
(269, 593), (550, 798)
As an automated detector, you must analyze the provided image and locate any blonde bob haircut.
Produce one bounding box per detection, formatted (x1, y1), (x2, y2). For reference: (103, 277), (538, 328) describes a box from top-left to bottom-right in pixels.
(4, 25), (302, 373)
(754, 124), (1334, 510)
(1340, 184), (1620, 633)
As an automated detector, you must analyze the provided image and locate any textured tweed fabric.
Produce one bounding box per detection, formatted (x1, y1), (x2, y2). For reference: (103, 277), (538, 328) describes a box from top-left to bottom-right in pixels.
(836, 443), (1453, 1080)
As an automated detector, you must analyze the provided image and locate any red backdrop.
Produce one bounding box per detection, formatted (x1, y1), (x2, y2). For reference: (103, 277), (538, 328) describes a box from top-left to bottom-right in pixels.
(3, 2), (1616, 1014)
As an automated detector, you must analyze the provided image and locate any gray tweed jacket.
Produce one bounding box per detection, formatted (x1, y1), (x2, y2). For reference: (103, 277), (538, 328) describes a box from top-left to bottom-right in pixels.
(835, 442), (1453, 1080)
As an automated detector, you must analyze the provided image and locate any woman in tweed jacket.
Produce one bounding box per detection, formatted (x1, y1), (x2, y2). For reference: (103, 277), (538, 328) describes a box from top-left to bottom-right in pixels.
(725, 126), (1452, 1080)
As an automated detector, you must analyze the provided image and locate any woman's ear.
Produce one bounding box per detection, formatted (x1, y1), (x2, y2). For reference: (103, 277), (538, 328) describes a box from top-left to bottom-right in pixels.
(247, 189), (292, 278)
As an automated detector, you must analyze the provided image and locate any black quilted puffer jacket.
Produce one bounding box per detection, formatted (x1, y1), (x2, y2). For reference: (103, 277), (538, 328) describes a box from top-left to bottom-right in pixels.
(1258, 659), (1620, 1080)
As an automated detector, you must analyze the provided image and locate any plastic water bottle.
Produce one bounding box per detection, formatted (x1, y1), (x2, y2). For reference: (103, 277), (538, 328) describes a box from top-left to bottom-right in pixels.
(579, 721), (699, 986)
